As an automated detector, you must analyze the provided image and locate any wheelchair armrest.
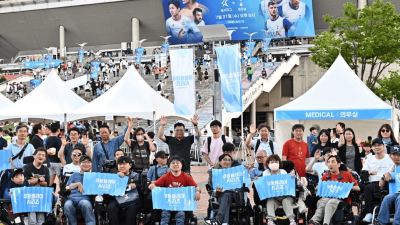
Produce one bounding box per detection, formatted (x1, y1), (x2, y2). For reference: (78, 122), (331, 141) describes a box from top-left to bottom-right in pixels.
(360, 170), (370, 183)
(241, 183), (250, 193)
(206, 184), (212, 192)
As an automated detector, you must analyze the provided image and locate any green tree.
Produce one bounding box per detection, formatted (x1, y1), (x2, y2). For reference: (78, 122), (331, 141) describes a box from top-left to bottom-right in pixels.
(372, 71), (400, 109)
(0, 76), (6, 83)
(308, 0), (400, 89)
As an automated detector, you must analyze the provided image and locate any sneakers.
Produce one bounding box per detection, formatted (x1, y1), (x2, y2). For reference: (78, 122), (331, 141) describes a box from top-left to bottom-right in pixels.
(289, 220), (296, 225)
(267, 221), (276, 225)
(363, 213), (373, 223)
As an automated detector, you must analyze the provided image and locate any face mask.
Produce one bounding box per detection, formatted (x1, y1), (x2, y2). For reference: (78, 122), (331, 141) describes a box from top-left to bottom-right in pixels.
(136, 135), (144, 142)
(269, 163), (279, 171)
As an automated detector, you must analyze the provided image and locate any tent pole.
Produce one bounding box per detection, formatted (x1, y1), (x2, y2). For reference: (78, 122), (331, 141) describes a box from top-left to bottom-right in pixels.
(113, 117), (116, 133)
(241, 112), (244, 160)
(153, 111), (156, 134)
(64, 114), (67, 132)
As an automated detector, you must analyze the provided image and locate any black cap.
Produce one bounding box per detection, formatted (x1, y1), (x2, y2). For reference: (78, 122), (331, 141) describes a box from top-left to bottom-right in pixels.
(79, 155), (92, 163)
(11, 168), (24, 178)
(391, 145), (400, 155)
(155, 151), (169, 158)
(372, 138), (384, 145)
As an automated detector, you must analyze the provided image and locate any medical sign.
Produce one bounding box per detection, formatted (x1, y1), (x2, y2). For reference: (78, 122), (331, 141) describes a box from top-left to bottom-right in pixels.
(316, 181), (354, 199)
(82, 172), (128, 196)
(254, 174), (295, 200)
(10, 187), (53, 213)
(275, 109), (392, 120)
(389, 166), (400, 194)
(152, 186), (197, 211)
(212, 165), (250, 190)
(160, 0), (315, 45)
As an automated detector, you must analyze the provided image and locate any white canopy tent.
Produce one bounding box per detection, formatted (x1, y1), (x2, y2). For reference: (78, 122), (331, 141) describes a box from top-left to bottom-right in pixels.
(67, 67), (190, 123)
(274, 55), (398, 149)
(0, 93), (12, 110)
(0, 70), (88, 123)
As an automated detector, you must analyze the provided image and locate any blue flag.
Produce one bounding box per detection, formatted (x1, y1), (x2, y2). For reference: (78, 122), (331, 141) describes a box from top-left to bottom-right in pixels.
(216, 45), (243, 112)
(10, 187), (53, 213)
(135, 48), (145, 63)
(90, 62), (100, 79)
(152, 187), (197, 211)
(44, 55), (52, 70)
(245, 41), (256, 57)
(262, 38), (272, 52)
(0, 150), (11, 171)
(212, 165), (250, 190)
(161, 43), (169, 54)
(30, 79), (42, 88)
(254, 174), (296, 200)
(78, 50), (85, 63)
(82, 172), (129, 196)
(389, 166), (400, 194)
(317, 181), (354, 199)
(25, 60), (61, 69)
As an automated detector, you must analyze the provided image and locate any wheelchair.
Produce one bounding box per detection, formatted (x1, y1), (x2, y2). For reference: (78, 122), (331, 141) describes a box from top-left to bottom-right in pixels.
(252, 161), (307, 225)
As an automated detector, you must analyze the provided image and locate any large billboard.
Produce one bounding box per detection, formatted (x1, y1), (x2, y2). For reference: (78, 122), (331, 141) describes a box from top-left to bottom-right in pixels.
(161, 0), (315, 45)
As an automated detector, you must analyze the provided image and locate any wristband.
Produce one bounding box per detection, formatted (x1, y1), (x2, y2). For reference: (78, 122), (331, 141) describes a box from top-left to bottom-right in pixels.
(193, 123), (198, 126)
(37, 177), (40, 183)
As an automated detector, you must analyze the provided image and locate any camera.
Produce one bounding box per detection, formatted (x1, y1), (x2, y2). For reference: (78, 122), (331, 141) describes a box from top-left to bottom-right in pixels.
(102, 159), (116, 173)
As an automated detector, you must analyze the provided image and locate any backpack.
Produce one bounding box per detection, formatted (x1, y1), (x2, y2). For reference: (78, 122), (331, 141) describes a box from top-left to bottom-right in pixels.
(0, 169), (13, 198)
(254, 139), (274, 155)
(207, 135), (226, 153)
(157, 83), (162, 91)
(198, 94), (202, 100)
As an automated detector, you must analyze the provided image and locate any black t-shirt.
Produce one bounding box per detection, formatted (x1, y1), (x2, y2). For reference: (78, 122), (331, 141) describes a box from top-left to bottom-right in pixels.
(30, 135), (44, 149)
(205, 71), (208, 76)
(46, 136), (62, 163)
(261, 70), (267, 75)
(165, 136), (194, 172)
(8, 179), (30, 189)
(23, 162), (50, 186)
(130, 141), (150, 169)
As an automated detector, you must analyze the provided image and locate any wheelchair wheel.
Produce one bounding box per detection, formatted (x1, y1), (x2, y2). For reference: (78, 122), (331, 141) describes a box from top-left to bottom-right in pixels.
(62, 215), (69, 225)
(253, 205), (261, 225)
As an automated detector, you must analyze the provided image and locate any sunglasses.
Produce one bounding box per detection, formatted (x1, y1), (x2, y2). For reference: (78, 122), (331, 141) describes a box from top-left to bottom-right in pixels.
(72, 153), (82, 157)
(381, 129), (391, 133)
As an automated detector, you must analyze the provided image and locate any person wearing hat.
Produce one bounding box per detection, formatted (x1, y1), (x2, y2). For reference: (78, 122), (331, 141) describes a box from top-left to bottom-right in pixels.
(8, 168), (29, 192)
(147, 151), (170, 182)
(306, 147), (335, 180)
(376, 145), (400, 225)
(64, 155), (96, 225)
(361, 138), (394, 223)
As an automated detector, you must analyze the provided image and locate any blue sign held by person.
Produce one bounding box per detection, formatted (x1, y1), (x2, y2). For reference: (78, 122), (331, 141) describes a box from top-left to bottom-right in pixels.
(152, 186), (197, 211)
(90, 62), (100, 79)
(82, 173), (128, 196)
(10, 187), (53, 213)
(317, 181), (354, 199)
(212, 165), (250, 190)
(389, 166), (400, 194)
(254, 174), (295, 200)
(0, 150), (11, 171)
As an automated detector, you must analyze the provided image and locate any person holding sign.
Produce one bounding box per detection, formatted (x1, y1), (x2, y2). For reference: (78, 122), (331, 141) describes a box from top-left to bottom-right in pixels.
(246, 123), (279, 165)
(376, 145), (400, 225)
(308, 155), (360, 225)
(147, 151), (170, 182)
(250, 150), (268, 180)
(64, 155), (96, 225)
(148, 155), (201, 225)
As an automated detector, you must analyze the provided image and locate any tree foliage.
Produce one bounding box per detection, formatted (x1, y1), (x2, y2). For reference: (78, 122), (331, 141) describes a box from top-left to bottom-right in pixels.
(0, 76), (6, 83)
(372, 71), (400, 109)
(308, 0), (400, 89)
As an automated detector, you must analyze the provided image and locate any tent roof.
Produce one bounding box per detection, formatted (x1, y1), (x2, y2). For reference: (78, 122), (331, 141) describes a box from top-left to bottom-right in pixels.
(275, 54), (391, 112)
(0, 93), (12, 110)
(0, 70), (88, 123)
(67, 67), (189, 122)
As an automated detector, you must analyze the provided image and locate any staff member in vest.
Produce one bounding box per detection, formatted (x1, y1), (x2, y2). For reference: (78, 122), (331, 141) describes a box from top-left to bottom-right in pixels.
(245, 123), (278, 164)
(58, 128), (91, 166)
(158, 115), (201, 174)
(147, 151), (170, 182)
(124, 117), (155, 170)
(201, 120), (232, 169)
(7, 124), (35, 169)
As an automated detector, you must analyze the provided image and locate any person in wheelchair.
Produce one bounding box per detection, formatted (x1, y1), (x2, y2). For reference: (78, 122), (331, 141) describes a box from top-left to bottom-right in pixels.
(63, 147), (84, 175)
(250, 150), (268, 180)
(361, 138), (394, 223)
(148, 155), (201, 225)
(375, 145), (400, 225)
(107, 156), (141, 225)
(207, 143), (241, 182)
(147, 151), (170, 182)
(306, 147), (334, 180)
(64, 155), (96, 225)
(308, 155), (360, 225)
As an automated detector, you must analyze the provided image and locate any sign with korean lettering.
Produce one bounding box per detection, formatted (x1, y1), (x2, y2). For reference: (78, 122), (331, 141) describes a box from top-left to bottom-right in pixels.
(152, 186), (197, 211)
(10, 187), (53, 213)
(389, 166), (400, 194)
(212, 165), (250, 190)
(254, 174), (295, 200)
(275, 109), (392, 120)
(317, 181), (353, 199)
(82, 172), (128, 196)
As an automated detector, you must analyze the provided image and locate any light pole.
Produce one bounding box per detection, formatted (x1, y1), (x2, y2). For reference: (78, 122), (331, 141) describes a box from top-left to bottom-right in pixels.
(160, 36), (171, 44)
(244, 32), (257, 44)
(225, 30), (236, 45)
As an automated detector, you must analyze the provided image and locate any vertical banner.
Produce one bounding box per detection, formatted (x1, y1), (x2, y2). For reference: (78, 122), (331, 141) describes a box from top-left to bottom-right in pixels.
(10, 187), (53, 213)
(44, 55), (52, 70)
(262, 38), (272, 52)
(0, 150), (11, 171)
(152, 186), (197, 211)
(170, 49), (195, 115)
(216, 45), (243, 113)
(90, 62), (100, 79)
(135, 48), (145, 63)
(161, 43), (169, 54)
(245, 41), (256, 57)
(160, 53), (167, 68)
(78, 50), (85, 63)
(155, 54), (160, 66)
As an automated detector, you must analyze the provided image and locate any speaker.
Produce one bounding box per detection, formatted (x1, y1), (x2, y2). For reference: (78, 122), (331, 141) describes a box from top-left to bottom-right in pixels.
(214, 69), (220, 82)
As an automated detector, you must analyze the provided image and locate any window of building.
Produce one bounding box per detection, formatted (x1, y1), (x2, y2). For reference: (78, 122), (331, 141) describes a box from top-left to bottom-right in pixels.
(281, 76), (293, 97)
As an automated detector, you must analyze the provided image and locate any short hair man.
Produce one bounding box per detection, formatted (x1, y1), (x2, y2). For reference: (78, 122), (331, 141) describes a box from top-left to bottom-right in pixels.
(46, 123), (63, 186)
(30, 123), (46, 149)
(147, 151), (170, 182)
(0, 128), (8, 150)
(245, 123), (279, 163)
(202, 120), (232, 169)
(281, 0), (306, 24)
(58, 127), (91, 166)
(265, 1), (294, 38)
(250, 150), (268, 180)
(179, 0), (209, 21)
(63, 147), (84, 175)
(307, 127), (318, 155)
(110, 149), (125, 173)
(7, 124), (35, 168)
(166, 0), (191, 43)
(306, 147), (334, 180)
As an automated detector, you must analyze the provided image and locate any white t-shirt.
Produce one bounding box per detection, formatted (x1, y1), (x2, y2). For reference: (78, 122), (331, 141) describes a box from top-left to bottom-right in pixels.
(266, 16), (293, 38)
(281, 2), (306, 24)
(362, 154), (394, 182)
(63, 163), (81, 175)
(201, 135), (232, 169)
(312, 162), (329, 180)
(68, 62), (72, 68)
(166, 15), (191, 41)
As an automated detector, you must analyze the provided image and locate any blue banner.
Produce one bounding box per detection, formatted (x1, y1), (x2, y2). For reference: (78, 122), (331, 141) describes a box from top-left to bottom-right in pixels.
(135, 48), (145, 63)
(160, 0), (315, 45)
(10, 187), (53, 213)
(78, 50), (85, 63)
(275, 109), (392, 120)
(0, 150), (11, 171)
(254, 174), (295, 200)
(216, 45), (242, 112)
(262, 38), (272, 52)
(25, 60), (61, 69)
(316, 181), (354, 199)
(152, 186), (197, 211)
(389, 166), (400, 194)
(82, 172), (129, 196)
(241, 57), (258, 64)
(30, 79), (42, 88)
(161, 43), (170, 53)
(212, 165), (250, 190)
(245, 42), (256, 58)
(90, 62), (100, 79)
(44, 55), (52, 70)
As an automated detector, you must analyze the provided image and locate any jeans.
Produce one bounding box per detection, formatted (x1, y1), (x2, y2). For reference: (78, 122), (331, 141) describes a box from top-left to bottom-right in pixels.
(216, 192), (233, 223)
(377, 193), (400, 225)
(161, 210), (185, 225)
(248, 74), (253, 81)
(107, 198), (140, 225)
(28, 212), (45, 225)
(364, 182), (380, 214)
(64, 199), (95, 225)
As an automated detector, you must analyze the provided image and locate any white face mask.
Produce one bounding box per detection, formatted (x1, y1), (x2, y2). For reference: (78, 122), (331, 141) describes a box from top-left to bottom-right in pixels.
(136, 135), (144, 142)
(269, 163), (279, 171)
